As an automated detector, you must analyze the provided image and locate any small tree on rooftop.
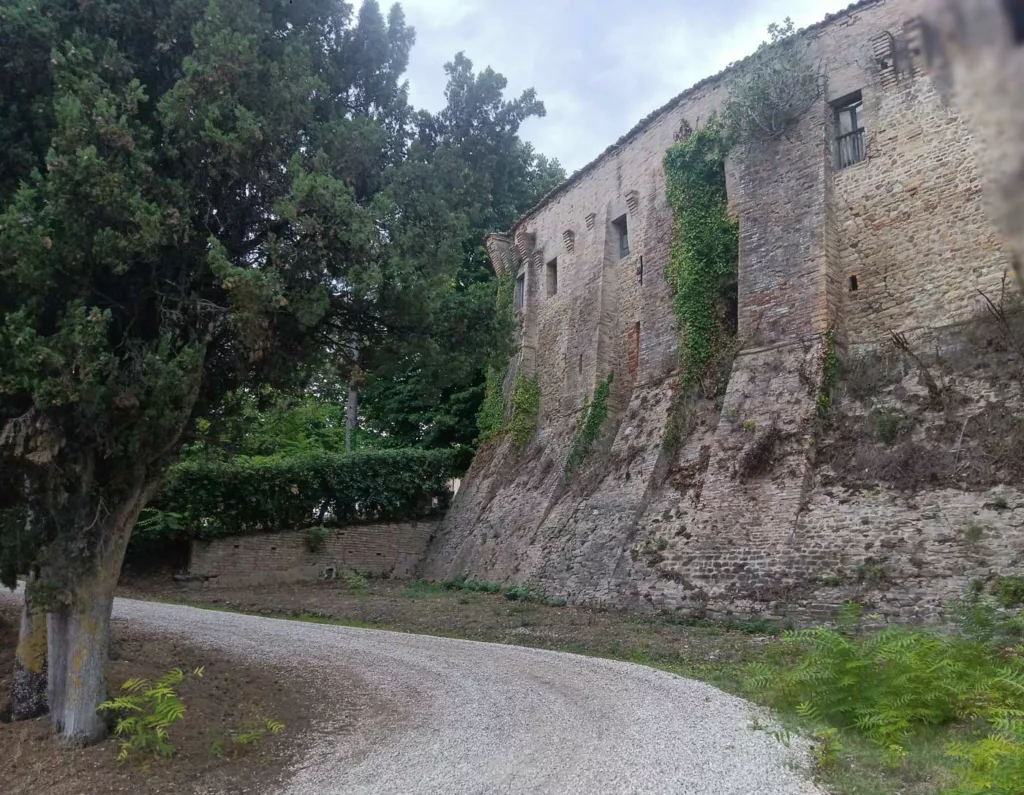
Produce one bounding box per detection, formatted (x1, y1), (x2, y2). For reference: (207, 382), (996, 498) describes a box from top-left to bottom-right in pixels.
(721, 18), (826, 146)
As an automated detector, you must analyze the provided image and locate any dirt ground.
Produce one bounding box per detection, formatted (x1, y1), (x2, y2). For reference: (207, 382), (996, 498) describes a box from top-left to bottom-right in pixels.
(119, 575), (773, 675)
(0, 602), (323, 795)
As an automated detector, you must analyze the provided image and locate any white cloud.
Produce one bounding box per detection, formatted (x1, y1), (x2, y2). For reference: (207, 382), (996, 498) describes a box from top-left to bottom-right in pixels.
(357, 0), (855, 171)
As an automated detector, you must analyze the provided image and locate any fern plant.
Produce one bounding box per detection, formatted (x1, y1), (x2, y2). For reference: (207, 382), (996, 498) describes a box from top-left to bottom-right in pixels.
(98, 667), (204, 764)
(233, 712), (286, 750)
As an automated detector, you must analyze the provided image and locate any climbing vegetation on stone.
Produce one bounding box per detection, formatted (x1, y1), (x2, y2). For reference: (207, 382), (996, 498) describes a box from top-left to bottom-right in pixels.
(664, 117), (739, 390)
(508, 374), (540, 447)
(815, 328), (839, 421)
(564, 374), (614, 479)
(476, 364), (507, 443)
(720, 18), (825, 145)
(476, 272), (517, 444)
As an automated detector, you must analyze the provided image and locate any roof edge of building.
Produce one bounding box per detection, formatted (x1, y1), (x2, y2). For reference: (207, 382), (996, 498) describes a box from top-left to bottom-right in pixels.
(499, 0), (885, 242)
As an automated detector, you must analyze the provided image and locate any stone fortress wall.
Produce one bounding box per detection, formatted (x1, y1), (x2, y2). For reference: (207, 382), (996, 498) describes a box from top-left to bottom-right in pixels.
(423, 0), (1024, 623)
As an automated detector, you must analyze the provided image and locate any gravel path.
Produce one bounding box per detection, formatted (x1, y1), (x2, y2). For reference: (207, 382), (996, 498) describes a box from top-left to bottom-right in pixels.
(2, 591), (824, 795)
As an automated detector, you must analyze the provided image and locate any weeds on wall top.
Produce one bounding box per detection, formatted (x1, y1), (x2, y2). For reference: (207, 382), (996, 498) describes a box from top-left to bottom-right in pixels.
(720, 18), (825, 146)
(663, 117), (739, 389)
(564, 374), (614, 480)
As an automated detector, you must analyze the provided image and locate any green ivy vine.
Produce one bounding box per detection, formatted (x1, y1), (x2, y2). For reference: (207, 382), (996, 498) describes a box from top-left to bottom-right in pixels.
(663, 117), (739, 386)
(815, 328), (839, 421)
(476, 364), (506, 443)
(476, 272), (517, 444)
(508, 373), (540, 446)
(564, 373), (614, 479)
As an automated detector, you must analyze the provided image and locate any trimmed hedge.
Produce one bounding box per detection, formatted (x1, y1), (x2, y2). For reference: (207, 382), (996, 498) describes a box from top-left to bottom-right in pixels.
(149, 447), (471, 541)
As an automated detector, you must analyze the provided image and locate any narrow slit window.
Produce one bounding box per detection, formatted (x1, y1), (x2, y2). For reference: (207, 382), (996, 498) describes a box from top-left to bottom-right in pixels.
(834, 92), (866, 169)
(514, 272), (525, 311)
(546, 258), (558, 296)
(637, 255), (644, 285)
(612, 214), (630, 259)
(849, 274), (859, 292)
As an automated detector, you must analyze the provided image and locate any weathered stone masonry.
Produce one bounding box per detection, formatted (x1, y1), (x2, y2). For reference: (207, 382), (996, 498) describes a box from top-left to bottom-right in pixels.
(423, 0), (1024, 623)
(190, 521), (438, 586)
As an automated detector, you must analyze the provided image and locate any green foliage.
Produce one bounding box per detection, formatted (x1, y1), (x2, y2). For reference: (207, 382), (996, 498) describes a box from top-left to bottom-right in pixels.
(993, 576), (1024, 609)
(98, 667), (204, 765)
(476, 364), (507, 444)
(816, 329), (840, 421)
(152, 449), (470, 540)
(438, 574), (561, 606)
(305, 526), (329, 554)
(358, 58), (563, 450)
(0, 0), (446, 683)
(870, 407), (908, 445)
(564, 374), (614, 479)
(721, 18), (824, 145)
(663, 118), (739, 388)
(232, 713), (285, 751)
(965, 524), (986, 544)
(343, 570), (369, 594)
(813, 727), (844, 772)
(746, 599), (1024, 790)
(508, 374), (540, 447)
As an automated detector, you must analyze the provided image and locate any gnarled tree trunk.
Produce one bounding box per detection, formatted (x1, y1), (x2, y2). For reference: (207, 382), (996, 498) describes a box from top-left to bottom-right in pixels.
(44, 482), (156, 744)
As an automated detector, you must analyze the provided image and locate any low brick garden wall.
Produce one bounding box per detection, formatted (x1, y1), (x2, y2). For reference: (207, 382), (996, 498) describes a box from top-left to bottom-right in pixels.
(188, 521), (440, 586)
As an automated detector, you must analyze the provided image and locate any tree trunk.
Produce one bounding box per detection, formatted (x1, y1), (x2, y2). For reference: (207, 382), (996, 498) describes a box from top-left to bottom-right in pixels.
(43, 480), (157, 744)
(46, 611), (68, 733)
(48, 593), (113, 744)
(345, 379), (358, 454)
(345, 338), (361, 455)
(10, 579), (48, 721)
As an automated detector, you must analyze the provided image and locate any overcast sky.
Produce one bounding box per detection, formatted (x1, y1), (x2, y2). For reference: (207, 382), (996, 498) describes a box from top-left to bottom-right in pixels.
(379, 0), (854, 173)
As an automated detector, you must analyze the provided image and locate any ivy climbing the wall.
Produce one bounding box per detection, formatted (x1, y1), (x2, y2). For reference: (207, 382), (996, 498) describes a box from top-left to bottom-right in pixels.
(476, 364), (506, 442)
(476, 272), (517, 444)
(663, 117), (739, 390)
(508, 374), (540, 446)
(815, 328), (839, 422)
(564, 374), (614, 479)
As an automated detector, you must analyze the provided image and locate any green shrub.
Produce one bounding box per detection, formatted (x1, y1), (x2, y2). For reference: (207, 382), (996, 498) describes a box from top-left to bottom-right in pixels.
(993, 576), (1024, 609)
(870, 407), (908, 445)
(343, 570), (368, 594)
(746, 600), (1024, 788)
(305, 526), (329, 553)
(152, 448), (470, 540)
(98, 666), (204, 765)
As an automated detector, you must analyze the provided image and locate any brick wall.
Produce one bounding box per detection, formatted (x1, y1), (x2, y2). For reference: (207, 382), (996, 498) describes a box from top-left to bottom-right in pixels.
(423, 0), (1023, 623)
(189, 521), (439, 586)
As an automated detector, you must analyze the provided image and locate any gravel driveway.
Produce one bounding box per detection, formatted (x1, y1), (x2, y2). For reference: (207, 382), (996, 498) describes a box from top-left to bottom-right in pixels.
(5, 592), (824, 795)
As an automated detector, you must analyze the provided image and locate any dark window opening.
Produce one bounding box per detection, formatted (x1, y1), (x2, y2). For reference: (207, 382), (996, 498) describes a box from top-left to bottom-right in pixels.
(834, 92), (866, 169)
(637, 255), (644, 285)
(849, 274), (859, 292)
(546, 258), (558, 296)
(1004, 0), (1024, 43)
(514, 272), (525, 311)
(578, 354), (583, 374)
(612, 215), (630, 258)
